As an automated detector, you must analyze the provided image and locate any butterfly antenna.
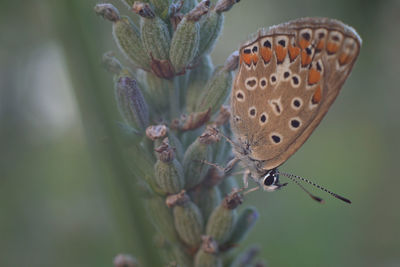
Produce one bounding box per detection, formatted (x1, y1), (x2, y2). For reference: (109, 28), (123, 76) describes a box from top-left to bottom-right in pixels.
(278, 171), (351, 204)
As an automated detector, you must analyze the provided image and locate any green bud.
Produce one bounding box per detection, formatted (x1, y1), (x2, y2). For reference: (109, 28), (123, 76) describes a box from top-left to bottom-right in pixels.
(134, 2), (171, 61)
(168, 131), (184, 162)
(170, 245), (193, 267)
(115, 76), (149, 131)
(180, 0), (198, 14)
(183, 128), (219, 189)
(194, 250), (222, 267)
(185, 55), (213, 113)
(142, 71), (170, 112)
(205, 192), (242, 243)
(102, 51), (123, 75)
(112, 16), (151, 70)
(218, 176), (238, 197)
(173, 200), (204, 247)
(197, 10), (223, 57)
(169, 1), (209, 73)
(149, 0), (171, 20)
(146, 195), (179, 243)
(195, 52), (238, 115)
(191, 186), (221, 222)
(154, 142), (185, 194)
(228, 207), (259, 244)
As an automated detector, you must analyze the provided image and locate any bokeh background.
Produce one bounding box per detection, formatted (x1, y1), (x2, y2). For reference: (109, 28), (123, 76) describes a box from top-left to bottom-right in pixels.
(1, 0), (399, 266)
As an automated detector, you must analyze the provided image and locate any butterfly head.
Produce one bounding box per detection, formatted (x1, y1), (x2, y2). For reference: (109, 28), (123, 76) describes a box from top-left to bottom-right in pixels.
(260, 168), (288, 192)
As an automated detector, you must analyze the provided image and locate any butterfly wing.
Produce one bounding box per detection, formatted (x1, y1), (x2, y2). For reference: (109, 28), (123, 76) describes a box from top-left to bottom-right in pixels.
(230, 17), (361, 170)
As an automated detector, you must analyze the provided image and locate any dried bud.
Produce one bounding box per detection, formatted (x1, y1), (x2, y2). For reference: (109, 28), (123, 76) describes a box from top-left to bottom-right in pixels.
(214, 105), (231, 127)
(203, 166), (225, 187)
(166, 190), (189, 207)
(228, 207), (259, 244)
(94, 3), (120, 22)
(185, 55), (214, 113)
(223, 50), (240, 71)
(223, 190), (243, 209)
(172, 109), (211, 131)
(154, 141), (184, 194)
(115, 77), (149, 131)
(113, 254), (138, 267)
(137, 4), (171, 61)
(195, 65), (233, 115)
(150, 58), (175, 79)
(199, 126), (220, 145)
(132, 2), (155, 18)
(205, 192), (241, 243)
(112, 16), (151, 70)
(201, 235), (219, 254)
(146, 125), (168, 141)
(155, 138), (175, 162)
(186, 0), (210, 21)
(215, 0), (240, 13)
(182, 129), (214, 189)
(173, 200), (204, 247)
(146, 195), (180, 243)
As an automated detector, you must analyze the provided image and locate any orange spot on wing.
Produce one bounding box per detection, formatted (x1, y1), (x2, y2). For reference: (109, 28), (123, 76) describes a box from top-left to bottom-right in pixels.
(326, 42), (339, 54)
(288, 45), (300, 61)
(312, 86), (322, 104)
(252, 54), (259, 65)
(299, 39), (310, 49)
(338, 53), (351, 65)
(316, 40), (325, 52)
(242, 52), (252, 65)
(301, 50), (312, 67)
(260, 47), (272, 63)
(308, 69), (321, 85)
(275, 45), (287, 63)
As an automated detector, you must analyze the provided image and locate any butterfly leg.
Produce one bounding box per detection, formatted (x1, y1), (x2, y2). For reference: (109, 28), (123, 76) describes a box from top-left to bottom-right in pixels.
(242, 169), (250, 189)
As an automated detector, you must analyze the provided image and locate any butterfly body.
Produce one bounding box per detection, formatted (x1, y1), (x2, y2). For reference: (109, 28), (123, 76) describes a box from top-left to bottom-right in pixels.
(230, 17), (361, 191)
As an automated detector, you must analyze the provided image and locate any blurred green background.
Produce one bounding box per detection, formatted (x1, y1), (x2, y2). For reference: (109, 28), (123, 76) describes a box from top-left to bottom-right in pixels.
(1, 0), (399, 266)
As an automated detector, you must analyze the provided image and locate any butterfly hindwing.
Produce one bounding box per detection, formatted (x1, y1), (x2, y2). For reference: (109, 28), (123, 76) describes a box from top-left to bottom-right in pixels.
(231, 17), (361, 170)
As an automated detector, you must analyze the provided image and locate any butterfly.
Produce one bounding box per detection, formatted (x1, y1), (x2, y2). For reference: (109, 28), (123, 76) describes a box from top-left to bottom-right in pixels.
(229, 17), (361, 203)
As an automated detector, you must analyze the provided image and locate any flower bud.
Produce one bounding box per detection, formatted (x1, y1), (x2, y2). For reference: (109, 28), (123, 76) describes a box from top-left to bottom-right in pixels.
(173, 199), (204, 247)
(102, 51), (123, 75)
(182, 127), (219, 188)
(112, 16), (151, 70)
(95, 4), (120, 22)
(149, 0), (171, 20)
(218, 176), (238, 197)
(180, 0), (199, 14)
(185, 55), (213, 113)
(215, 0), (240, 13)
(205, 192), (242, 243)
(143, 71), (170, 111)
(191, 185), (221, 221)
(154, 141), (185, 194)
(170, 245), (192, 267)
(146, 195), (180, 243)
(169, 1), (210, 73)
(228, 207), (259, 244)
(134, 2), (171, 61)
(115, 77), (149, 131)
(194, 58), (234, 115)
(194, 237), (222, 267)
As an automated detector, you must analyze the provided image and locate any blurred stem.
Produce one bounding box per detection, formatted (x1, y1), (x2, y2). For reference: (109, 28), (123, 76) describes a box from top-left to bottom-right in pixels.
(169, 77), (180, 119)
(47, 1), (162, 266)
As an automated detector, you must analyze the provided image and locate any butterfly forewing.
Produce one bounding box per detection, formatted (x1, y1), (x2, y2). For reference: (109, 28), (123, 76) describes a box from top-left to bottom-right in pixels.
(231, 17), (361, 170)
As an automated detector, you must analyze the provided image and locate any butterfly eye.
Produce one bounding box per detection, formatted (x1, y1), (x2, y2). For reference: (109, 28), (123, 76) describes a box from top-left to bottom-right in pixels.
(263, 174), (275, 186)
